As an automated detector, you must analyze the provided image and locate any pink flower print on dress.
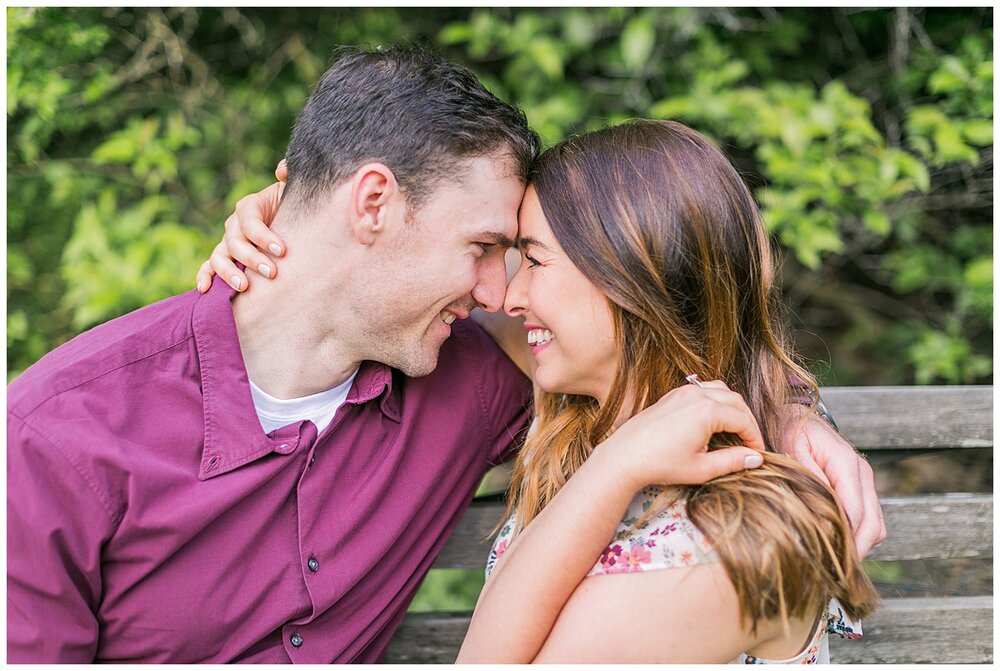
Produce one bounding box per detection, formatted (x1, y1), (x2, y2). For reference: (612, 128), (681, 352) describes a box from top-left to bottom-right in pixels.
(601, 545), (654, 574)
(494, 539), (509, 561)
(624, 545), (652, 570)
(599, 544), (624, 571)
(797, 641), (820, 663)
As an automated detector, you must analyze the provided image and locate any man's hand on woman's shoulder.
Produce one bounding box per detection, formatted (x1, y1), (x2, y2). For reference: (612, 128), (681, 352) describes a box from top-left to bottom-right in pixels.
(782, 408), (887, 558)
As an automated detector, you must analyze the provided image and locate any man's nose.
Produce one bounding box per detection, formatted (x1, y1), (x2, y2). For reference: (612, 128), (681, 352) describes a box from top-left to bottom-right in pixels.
(472, 256), (508, 313)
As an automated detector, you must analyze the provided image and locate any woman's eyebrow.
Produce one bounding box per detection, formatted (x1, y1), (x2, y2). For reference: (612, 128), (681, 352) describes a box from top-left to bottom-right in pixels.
(515, 236), (552, 251)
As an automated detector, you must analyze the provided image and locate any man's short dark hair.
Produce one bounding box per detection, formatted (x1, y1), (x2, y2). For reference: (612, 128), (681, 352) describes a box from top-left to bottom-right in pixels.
(282, 44), (540, 213)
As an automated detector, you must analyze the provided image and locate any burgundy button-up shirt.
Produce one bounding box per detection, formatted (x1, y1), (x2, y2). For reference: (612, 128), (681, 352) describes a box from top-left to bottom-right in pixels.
(7, 277), (532, 663)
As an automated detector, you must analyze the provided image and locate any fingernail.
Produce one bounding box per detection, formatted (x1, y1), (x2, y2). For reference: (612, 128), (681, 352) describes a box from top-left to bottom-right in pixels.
(269, 243), (283, 256)
(258, 263), (272, 278)
(196, 279), (205, 293)
(744, 454), (763, 469)
(231, 275), (243, 291)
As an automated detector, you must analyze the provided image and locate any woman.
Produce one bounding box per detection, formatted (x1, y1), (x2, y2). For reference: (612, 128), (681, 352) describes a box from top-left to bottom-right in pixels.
(198, 119), (877, 662)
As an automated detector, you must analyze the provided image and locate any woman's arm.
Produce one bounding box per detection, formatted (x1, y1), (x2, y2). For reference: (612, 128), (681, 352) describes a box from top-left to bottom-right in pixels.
(456, 382), (768, 663)
(781, 407), (885, 557)
(459, 444), (649, 663)
(532, 565), (751, 663)
(195, 161), (288, 293)
(531, 565), (816, 663)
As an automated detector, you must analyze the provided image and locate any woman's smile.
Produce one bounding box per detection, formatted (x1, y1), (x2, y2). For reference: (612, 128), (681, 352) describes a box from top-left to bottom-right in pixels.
(525, 323), (555, 355)
(504, 187), (619, 403)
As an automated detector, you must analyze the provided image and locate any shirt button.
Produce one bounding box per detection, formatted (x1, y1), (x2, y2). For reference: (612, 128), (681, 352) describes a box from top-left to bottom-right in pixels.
(290, 633), (303, 648)
(307, 557), (320, 572)
(309, 456), (316, 467)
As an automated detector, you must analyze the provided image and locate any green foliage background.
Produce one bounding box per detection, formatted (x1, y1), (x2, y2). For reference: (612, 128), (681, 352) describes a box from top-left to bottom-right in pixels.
(5, 6), (993, 613)
(7, 8), (993, 386)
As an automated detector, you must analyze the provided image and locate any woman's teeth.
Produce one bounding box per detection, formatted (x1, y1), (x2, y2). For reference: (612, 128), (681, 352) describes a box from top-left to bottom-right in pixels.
(440, 311), (457, 325)
(527, 329), (554, 345)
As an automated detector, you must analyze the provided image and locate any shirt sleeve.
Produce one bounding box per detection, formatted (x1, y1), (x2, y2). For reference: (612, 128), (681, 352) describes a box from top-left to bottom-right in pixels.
(7, 412), (116, 663)
(457, 320), (533, 467)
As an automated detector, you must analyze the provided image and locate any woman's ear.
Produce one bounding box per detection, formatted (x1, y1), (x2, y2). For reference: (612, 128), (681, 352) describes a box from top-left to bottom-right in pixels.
(349, 162), (398, 246)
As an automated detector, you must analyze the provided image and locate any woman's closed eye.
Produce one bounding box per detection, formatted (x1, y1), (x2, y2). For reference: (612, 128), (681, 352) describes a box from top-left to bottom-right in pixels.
(524, 253), (541, 268)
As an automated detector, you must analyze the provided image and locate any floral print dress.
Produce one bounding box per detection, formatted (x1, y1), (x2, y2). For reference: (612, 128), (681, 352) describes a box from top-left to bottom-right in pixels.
(485, 486), (862, 664)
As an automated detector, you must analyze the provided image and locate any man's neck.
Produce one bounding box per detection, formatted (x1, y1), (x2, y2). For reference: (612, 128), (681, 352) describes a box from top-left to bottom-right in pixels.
(232, 251), (361, 399)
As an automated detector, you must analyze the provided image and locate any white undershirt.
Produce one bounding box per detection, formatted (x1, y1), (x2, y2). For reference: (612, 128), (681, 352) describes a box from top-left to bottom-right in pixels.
(249, 369), (359, 435)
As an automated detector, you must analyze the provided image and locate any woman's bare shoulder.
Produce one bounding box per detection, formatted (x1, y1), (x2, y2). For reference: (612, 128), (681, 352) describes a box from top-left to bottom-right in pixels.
(531, 562), (753, 663)
(532, 562), (817, 663)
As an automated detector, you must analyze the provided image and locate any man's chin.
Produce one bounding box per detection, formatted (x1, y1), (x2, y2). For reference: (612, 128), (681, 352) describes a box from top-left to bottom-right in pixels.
(395, 359), (436, 378)
(391, 343), (443, 378)
(376, 325), (452, 377)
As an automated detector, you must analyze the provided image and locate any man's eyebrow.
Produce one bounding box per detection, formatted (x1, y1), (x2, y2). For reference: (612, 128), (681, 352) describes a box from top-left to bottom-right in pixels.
(482, 232), (516, 248)
(515, 236), (552, 251)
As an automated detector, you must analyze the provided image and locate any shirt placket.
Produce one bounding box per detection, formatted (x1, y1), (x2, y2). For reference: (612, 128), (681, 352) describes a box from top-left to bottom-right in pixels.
(280, 407), (356, 662)
(250, 420), (318, 661)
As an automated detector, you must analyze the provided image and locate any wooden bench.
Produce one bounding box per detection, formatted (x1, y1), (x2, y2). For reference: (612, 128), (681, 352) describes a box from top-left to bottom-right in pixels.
(386, 385), (993, 663)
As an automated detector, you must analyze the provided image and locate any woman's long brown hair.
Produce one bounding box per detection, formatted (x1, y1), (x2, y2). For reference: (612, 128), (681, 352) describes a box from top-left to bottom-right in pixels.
(502, 119), (877, 630)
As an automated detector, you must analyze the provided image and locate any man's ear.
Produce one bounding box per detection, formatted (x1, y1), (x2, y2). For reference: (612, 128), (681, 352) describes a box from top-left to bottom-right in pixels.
(349, 163), (399, 246)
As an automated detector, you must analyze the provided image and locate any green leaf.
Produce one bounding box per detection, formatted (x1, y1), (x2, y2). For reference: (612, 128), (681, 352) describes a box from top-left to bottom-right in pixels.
(7, 248), (33, 286)
(907, 105), (946, 134)
(437, 22), (472, 45)
(964, 255), (994, 321)
(893, 151), (931, 192)
(862, 210), (891, 236)
(974, 60), (993, 81)
(964, 256), (993, 288)
(92, 134), (136, 163)
(962, 119), (993, 146)
(780, 122), (808, 157)
(715, 60), (749, 87)
(8, 311), (29, 346)
(83, 71), (113, 104)
(648, 96), (694, 120)
(908, 135), (933, 160)
(563, 10), (596, 47)
(620, 15), (655, 71)
(933, 121), (979, 164)
(527, 38), (564, 80)
(928, 56), (970, 94)
(907, 328), (988, 385)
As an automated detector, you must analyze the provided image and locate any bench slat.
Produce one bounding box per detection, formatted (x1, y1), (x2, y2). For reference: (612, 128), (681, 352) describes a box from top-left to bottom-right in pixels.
(383, 612), (468, 664)
(872, 493), (993, 560)
(435, 493), (993, 569)
(821, 385), (992, 450)
(830, 595), (993, 663)
(385, 596), (993, 663)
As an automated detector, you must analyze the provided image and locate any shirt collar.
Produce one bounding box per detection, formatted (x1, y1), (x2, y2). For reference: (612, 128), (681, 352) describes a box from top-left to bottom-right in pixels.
(346, 360), (401, 422)
(191, 276), (400, 480)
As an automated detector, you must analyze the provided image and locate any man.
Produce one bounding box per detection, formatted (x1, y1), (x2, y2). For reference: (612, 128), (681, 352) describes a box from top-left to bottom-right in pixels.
(8, 45), (537, 663)
(8, 45), (883, 663)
